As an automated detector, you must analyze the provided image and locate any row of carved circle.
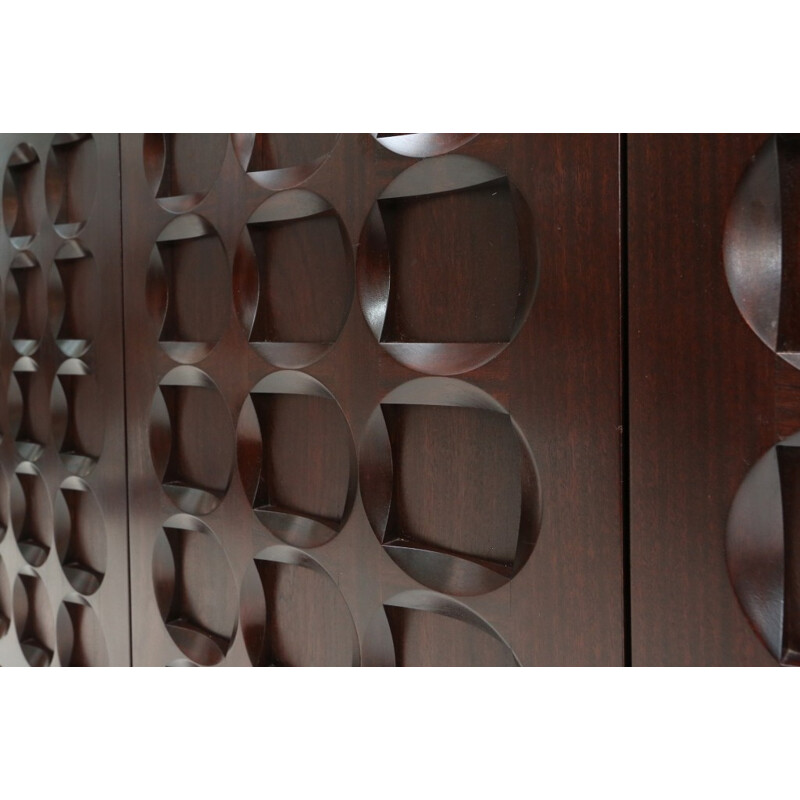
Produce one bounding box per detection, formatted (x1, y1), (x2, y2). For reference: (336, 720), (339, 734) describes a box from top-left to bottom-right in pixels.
(143, 133), (478, 211)
(2, 354), (104, 475)
(150, 368), (541, 601)
(147, 154), (536, 377)
(0, 556), (108, 666)
(2, 135), (97, 247)
(724, 135), (800, 664)
(153, 524), (520, 667)
(0, 461), (106, 594)
(2, 242), (100, 360)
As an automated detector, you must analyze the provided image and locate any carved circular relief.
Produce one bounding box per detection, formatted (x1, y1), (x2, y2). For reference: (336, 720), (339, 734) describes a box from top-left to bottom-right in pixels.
(10, 462), (53, 568)
(150, 366), (235, 515)
(13, 569), (55, 666)
(233, 190), (353, 369)
(363, 589), (520, 666)
(2, 143), (41, 249)
(153, 514), (238, 666)
(51, 359), (105, 477)
(8, 358), (49, 462)
(0, 465), (8, 544)
(143, 134), (227, 212)
(0, 556), (10, 639)
(6, 252), (47, 356)
(359, 377), (541, 596)
(372, 134), (477, 158)
(49, 240), (100, 358)
(724, 134), (800, 368)
(54, 477), (107, 596)
(240, 545), (360, 666)
(147, 214), (230, 364)
(727, 431), (800, 665)
(357, 154), (537, 375)
(45, 134), (97, 238)
(237, 371), (357, 548)
(56, 596), (110, 666)
(232, 134), (339, 190)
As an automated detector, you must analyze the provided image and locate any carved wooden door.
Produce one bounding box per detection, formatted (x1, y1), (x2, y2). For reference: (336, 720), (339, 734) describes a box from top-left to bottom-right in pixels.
(120, 134), (624, 666)
(0, 134), (129, 666)
(0, 133), (623, 666)
(628, 134), (793, 666)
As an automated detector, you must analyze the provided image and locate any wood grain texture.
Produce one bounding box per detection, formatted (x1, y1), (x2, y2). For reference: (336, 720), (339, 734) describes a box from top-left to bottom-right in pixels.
(0, 134), (129, 667)
(628, 134), (777, 666)
(122, 133), (624, 666)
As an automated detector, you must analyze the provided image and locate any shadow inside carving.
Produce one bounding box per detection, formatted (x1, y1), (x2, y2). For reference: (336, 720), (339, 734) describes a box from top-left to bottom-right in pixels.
(56, 598), (109, 667)
(358, 155), (536, 375)
(359, 377), (540, 596)
(237, 371), (356, 548)
(8, 358), (47, 462)
(51, 240), (98, 357)
(727, 432), (800, 665)
(384, 590), (519, 666)
(150, 367), (234, 516)
(2, 143), (40, 247)
(7, 252), (46, 356)
(148, 215), (230, 364)
(153, 514), (237, 666)
(240, 546), (359, 667)
(51, 360), (104, 477)
(45, 133), (97, 237)
(13, 570), (54, 667)
(10, 462), (52, 568)
(54, 477), (107, 596)
(234, 190), (353, 369)
(143, 134), (227, 212)
(232, 133), (339, 190)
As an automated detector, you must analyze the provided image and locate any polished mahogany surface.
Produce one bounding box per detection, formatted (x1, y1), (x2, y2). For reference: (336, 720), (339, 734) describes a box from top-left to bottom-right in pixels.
(0, 134), (128, 666)
(121, 134), (624, 666)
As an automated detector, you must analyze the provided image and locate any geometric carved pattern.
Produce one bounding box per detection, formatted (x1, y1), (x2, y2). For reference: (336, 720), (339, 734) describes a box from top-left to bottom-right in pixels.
(232, 133), (339, 191)
(237, 371), (357, 548)
(153, 514), (237, 666)
(45, 133), (97, 238)
(0, 133), (128, 667)
(148, 215), (230, 364)
(233, 191), (353, 369)
(13, 569), (55, 667)
(372, 134), (477, 158)
(240, 546), (359, 666)
(51, 240), (99, 358)
(143, 134), (227, 213)
(359, 377), (540, 596)
(384, 591), (519, 667)
(725, 134), (800, 666)
(121, 133), (623, 666)
(149, 367), (235, 516)
(358, 155), (537, 375)
(56, 597), (110, 667)
(2, 143), (40, 249)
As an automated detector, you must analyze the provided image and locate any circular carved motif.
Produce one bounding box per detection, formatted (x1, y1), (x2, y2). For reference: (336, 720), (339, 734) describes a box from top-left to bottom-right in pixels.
(359, 377), (541, 596)
(357, 154), (537, 375)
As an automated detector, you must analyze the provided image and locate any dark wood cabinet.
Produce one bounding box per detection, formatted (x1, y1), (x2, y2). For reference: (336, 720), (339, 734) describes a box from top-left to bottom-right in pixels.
(0, 132), (789, 665)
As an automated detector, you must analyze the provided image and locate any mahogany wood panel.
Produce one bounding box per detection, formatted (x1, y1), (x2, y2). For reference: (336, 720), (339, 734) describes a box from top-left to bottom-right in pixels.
(121, 133), (624, 666)
(0, 134), (129, 666)
(628, 134), (779, 666)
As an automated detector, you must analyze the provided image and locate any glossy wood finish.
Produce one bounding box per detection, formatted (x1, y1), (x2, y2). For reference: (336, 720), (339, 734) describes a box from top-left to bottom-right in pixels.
(0, 134), (128, 666)
(628, 134), (778, 666)
(122, 134), (624, 666)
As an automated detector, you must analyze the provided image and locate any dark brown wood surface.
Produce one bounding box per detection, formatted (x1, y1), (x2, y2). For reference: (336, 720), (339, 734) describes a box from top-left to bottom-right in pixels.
(0, 134), (129, 666)
(628, 134), (778, 666)
(121, 134), (624, 666)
